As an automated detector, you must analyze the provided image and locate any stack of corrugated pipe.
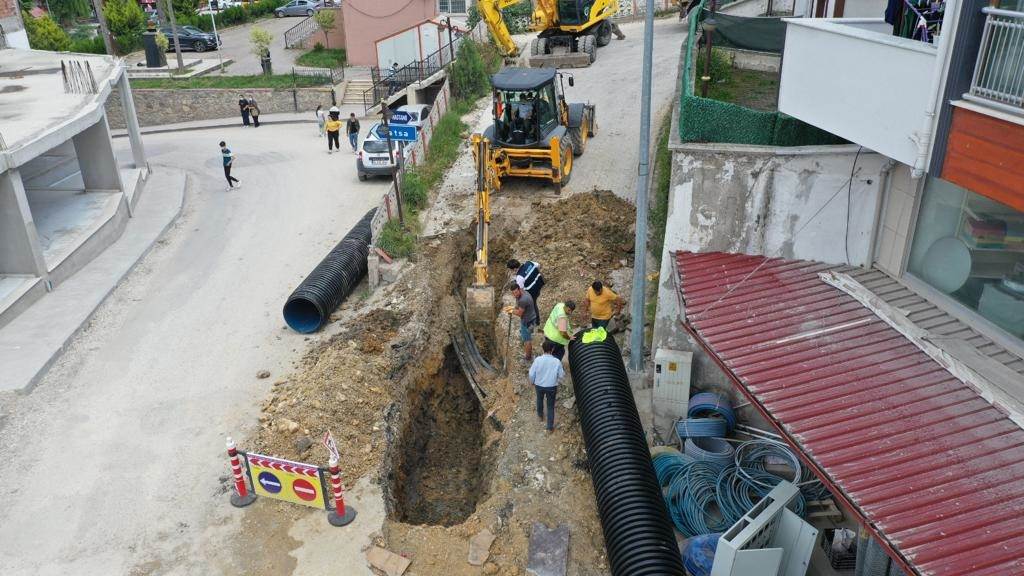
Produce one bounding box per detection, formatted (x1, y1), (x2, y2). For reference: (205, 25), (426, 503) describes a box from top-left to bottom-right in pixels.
(283, 208), (376, 333)
(568, 332), (686, 576)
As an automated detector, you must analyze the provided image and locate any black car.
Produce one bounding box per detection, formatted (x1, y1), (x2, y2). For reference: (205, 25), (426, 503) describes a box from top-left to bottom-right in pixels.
(159, 26), (221, 52)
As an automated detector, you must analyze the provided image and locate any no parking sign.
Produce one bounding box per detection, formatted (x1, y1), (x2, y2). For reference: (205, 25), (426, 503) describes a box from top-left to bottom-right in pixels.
(247, 453), (328, 509)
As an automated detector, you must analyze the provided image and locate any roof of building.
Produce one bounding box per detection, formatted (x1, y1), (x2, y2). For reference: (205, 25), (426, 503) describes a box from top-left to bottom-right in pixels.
(674, 250), (1024, 576)
(0, 49), (120, 170)
(491, 67), (556, 91)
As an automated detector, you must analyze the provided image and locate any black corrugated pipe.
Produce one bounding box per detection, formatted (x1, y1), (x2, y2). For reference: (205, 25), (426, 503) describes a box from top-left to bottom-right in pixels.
(283, 208), (376, 333)
(568, 333), (686, 576)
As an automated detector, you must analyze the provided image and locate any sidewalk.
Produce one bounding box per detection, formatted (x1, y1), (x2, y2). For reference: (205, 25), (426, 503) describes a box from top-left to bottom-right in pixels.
(110, 103), (373, 138)
(0, 168), (187, 393)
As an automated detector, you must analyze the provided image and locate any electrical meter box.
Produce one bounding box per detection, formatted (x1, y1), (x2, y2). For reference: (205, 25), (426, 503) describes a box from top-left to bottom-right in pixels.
(654, 348), (693, 419)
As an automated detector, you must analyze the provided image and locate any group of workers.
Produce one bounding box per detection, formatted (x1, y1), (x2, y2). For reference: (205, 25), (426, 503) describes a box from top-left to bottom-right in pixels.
(506, 257), (624, 432)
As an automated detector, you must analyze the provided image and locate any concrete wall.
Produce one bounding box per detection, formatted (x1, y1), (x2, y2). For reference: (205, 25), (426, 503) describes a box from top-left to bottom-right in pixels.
(342, 0), (437, 66)
(1, 0), (28, 49)
(778, 18), (938, 166)
(105, 86), (335, 128)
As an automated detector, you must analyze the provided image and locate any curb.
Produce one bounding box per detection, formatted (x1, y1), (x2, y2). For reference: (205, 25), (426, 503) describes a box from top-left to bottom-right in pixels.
(112, 118), (315, 138)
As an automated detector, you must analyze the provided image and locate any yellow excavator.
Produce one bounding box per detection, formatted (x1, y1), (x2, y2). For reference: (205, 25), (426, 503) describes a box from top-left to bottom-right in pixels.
(479, 0), (621, 66)
(466, 67), (596, 323)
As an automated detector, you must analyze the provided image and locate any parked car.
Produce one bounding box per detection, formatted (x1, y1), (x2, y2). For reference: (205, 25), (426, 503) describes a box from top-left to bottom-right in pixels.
(274, 0), (321, 17)
(159, 26), (221, 52)
(357, 123), (414, 181)
(393, 104), (432, 131)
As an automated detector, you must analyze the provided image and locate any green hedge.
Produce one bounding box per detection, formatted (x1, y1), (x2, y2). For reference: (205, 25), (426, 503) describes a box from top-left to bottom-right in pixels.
(175, 0), (287, 32)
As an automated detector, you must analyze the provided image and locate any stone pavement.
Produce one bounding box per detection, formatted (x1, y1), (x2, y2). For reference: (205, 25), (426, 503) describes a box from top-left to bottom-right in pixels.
(0, 168), (186, 393)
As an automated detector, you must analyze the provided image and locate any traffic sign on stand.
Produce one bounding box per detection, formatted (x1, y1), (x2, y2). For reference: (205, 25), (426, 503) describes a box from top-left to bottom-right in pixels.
(390, 110), (412, 124)
(388, 124), (417, 142)
(247, 453), (327, 509)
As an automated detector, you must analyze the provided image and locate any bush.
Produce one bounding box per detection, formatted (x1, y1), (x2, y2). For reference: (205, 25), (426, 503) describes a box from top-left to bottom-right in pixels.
(694, 47), (732, 89)
(155, 30), (169, 52)
(103, 0), (146, 53)
(23, 12), (72, 51)
(186, 0), (287, 31)
(450, 39), (489, 102)
(49, 0), (93, 26)
(70, 35), (107, 53)
(313, 41), (324, 51)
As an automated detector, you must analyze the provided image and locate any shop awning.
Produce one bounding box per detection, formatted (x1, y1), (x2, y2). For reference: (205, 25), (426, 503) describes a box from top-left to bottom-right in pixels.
(674, 251), (1024, 576)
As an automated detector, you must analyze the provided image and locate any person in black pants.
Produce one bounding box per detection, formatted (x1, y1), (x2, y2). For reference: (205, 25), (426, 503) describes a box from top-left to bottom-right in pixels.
(325, 106), (342, 153)
(238, 95), (250, 127)
(220, 141), (240, 189)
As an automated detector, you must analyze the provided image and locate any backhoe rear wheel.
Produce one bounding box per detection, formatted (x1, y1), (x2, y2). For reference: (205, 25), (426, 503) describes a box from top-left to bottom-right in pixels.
(554, 141), (573, 194)
(580, 34), (597, 64)
(568, 110), (592, 157)
(596, 21), (613, 47)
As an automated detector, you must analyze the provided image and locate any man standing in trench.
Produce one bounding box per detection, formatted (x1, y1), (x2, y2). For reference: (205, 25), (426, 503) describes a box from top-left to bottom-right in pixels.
(543, 300), (575, 362)
(508, 282), (539, 362)
(508, 258), (544, 323)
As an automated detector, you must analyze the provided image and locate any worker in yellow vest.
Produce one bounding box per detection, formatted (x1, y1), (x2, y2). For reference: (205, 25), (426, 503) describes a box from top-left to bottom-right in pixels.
(542, 300), (576, 361)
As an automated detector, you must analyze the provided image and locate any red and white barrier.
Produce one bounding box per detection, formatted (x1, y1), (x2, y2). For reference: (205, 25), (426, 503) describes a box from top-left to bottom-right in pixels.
(326, 457), (357, 526)
(227, 437), (256, 508)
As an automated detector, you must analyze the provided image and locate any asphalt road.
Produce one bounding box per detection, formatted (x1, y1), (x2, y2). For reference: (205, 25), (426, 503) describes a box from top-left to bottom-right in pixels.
(0, 122), (389, 575)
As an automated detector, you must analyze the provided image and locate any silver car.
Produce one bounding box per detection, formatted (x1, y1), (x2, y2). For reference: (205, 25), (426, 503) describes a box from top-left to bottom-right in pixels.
(274, 0), (320, 17)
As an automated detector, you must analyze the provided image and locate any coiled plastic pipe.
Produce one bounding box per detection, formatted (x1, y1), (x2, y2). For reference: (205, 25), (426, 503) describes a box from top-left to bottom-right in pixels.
(687, 392), (737, 431)
(283, 208), (376, 333)
(569, 333), (685, 576)
(676, 417), (728, 439)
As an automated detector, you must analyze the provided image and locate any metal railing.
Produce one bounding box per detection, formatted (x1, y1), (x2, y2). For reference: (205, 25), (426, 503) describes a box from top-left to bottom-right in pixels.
(969, 7), (1024, 109)
(292, 65), (344, 85)
(362, 31), (466, 112)
(284, 15), (320, 48)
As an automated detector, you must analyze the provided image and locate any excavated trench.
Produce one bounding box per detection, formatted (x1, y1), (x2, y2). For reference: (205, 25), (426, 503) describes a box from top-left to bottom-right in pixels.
(388, 343), (486, 526)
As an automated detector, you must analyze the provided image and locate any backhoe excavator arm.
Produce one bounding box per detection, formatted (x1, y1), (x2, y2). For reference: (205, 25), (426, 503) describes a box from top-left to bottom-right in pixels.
(478, 0), (528, 58)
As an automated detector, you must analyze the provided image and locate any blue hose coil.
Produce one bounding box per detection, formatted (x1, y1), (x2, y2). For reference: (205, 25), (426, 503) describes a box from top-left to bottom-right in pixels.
(684, 437), (734, 466)
(677, 417), (728, 439)
(687, 392), (737, 432)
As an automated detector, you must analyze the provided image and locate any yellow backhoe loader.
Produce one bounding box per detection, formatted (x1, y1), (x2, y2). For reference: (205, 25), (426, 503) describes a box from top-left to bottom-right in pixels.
(478, 0), (621, 67)
(466, 67), (595, 322)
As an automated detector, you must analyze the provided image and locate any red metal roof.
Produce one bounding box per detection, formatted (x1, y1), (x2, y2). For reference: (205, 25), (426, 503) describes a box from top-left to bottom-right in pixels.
(674, 251), (1024, 576)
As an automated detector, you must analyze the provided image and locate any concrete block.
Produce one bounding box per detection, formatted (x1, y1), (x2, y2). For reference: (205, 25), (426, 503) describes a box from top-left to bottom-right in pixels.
(527, 523), (569, 576)
(468, 528), (496, 565)
(367, 250), (380, 290)
(379, 259), (403, 284)
(466, 285), (494, 323)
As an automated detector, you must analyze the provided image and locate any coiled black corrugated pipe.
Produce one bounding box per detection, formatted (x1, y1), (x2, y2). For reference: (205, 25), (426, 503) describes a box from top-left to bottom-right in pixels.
(283, 208), (376, 333)
(568, 332), (686, 576)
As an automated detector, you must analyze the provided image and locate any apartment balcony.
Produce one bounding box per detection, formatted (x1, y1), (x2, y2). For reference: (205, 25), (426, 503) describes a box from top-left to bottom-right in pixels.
(777, 17), (938, 165)
(965, 7), (1024, 113)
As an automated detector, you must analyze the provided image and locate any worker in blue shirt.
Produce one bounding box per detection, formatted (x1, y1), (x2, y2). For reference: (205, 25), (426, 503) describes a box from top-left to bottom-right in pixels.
(529, 340), (565, 432)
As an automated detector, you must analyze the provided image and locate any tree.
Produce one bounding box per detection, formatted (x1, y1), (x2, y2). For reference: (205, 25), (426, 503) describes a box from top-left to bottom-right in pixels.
(103, 0), (146, 53)
(23, 12), (73, 51)
(171, 0), (198, 18)
(314, 9), (335, 49)
(48, 0), (93, 26)
(19, 0), (35, 12)
(250, 26), (273, 73)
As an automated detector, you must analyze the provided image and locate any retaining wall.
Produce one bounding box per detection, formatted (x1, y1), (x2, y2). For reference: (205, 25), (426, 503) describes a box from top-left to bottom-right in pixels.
(105, 86), (336, 128)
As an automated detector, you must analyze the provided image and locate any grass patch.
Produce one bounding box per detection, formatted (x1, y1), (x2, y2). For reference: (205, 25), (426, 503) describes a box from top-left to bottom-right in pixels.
(649, 110), (672, 263)
(296, 47), (346, 68)
(130, 74), (328, 89)
(377, 219), (418, 259)
(695, 48), (779, 111)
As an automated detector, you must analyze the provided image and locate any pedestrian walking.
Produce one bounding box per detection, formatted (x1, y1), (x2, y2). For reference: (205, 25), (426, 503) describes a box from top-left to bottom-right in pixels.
(315, 105), (326, 137)
(346, 113), (361, 152)
(325, 106), (342, 153)
(508, 258), (544, 321)
(507, 282), (539, 362)
(542, 300), (575, 361)
(238, 94), (250, 127)
(220, 141), (240, 189)
(582, 280), (623, 329)
(247, 95), (261, 128)
(529, 340), (565, 432)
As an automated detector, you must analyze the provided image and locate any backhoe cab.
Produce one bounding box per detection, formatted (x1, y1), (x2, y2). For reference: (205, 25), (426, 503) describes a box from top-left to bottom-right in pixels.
(472, 67), (595, 194)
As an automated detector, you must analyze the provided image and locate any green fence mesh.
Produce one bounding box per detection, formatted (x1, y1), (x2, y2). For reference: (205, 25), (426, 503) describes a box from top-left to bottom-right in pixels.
(678, 1), (846, 146)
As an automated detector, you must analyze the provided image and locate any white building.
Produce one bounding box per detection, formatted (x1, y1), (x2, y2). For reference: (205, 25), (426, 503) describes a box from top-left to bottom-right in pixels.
(0, 49), (146, 327)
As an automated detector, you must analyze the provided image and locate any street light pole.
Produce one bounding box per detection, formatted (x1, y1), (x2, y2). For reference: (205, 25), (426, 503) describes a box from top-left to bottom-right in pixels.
(209, 12), (224, 74)
(628, 0), (656, 372)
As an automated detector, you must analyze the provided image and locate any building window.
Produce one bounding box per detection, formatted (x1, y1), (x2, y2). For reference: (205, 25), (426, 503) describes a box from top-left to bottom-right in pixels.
(907, 177), (1024, 341)
(439, 0), (467, 13)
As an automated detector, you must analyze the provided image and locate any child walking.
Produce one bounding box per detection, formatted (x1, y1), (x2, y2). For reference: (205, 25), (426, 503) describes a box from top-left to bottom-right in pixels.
(315, 105), (326, 137)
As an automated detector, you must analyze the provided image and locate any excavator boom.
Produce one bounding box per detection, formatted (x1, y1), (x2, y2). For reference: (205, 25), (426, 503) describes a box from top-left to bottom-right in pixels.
(478, 0), (525, 58)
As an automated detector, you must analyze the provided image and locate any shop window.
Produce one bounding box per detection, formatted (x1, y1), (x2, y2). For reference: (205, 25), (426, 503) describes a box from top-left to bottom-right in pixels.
(907, 177), (1024, 341)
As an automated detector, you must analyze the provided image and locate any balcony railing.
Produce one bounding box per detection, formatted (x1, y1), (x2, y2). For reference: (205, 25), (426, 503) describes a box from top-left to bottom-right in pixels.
(969, 7), (1024, 108)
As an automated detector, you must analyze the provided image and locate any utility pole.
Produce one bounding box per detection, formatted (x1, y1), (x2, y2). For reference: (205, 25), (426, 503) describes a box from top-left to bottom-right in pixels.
(629, 0), (655, 372)
(165, 0), (185, 71)
(90, 0), (116, 56)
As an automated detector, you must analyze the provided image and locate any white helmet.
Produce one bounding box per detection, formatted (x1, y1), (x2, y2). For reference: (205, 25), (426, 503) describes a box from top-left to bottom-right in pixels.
(329, 106), (340, 113)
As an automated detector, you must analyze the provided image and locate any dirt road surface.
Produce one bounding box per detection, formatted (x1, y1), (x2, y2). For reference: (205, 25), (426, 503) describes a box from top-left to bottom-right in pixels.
(0, 125), (388, 575)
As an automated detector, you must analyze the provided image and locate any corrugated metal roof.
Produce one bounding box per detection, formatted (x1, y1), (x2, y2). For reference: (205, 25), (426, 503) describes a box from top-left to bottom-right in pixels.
(674, 251), (1024, 576)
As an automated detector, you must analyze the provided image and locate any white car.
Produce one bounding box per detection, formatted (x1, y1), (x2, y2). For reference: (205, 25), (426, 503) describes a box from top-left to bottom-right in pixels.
(393, 104), (432, 131)
(356, 123), (414, 181)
